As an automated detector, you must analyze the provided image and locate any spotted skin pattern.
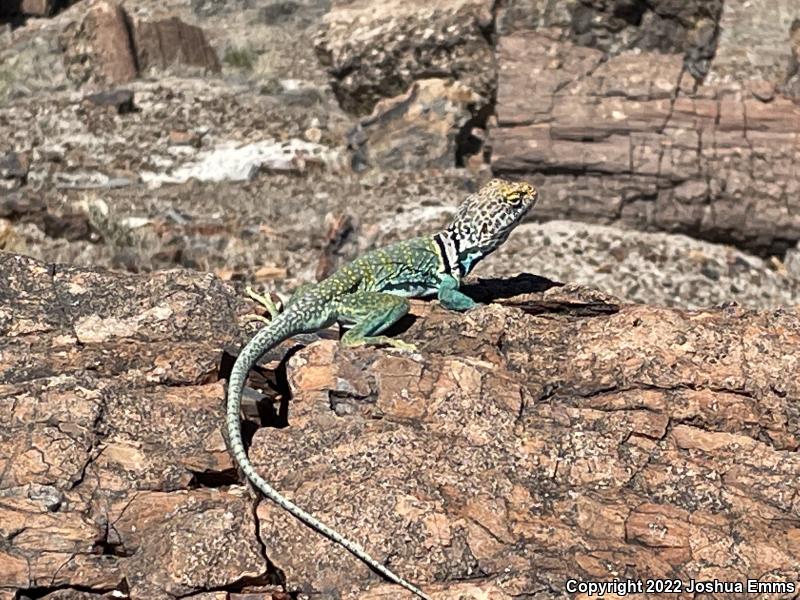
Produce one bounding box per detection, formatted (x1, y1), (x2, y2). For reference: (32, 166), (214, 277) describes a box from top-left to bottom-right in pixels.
(226, 179), (537, 599)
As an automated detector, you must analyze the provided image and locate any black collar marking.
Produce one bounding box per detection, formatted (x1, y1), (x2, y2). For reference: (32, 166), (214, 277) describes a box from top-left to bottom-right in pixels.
(434, 232), (463, 278)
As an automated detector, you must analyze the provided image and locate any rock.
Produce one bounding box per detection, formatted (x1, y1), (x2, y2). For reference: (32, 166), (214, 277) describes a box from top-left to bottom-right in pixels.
(140, 139), (341, 186)
(4, 252), (800, 597)
(260, 1), (300, 25)
(0, 253), (271, 598)
(783, 18), (800, 97)
(61, 0), (138, 87)
(0, 152), (28, 189)
(477, 220), (800, 309)
(190, 0), (253, 18)
(257, 286), (800, 595)
(0, 27), (70, 104)
(710, 0), (798, 85)
(0, 0), (59, 19)
(0, 219), (25, 253)
(84, 88), (135, 114)
(0, 191), (45, 220)
(491, 30), (800, 256)
(347, 78), (479, 171)
(41, 211), (93, 241)
(314, 0), (495, 115)
(20, 0), (58, 17)
(168, 129), (203, 147)
(500, 0), (724, 81)
(132, 17), (221, 77)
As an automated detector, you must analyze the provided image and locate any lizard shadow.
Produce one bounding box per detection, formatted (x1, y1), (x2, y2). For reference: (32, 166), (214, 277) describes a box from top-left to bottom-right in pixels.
(220, 344), (304, 450)
(381, 272), (564, 336)
(460, 272), (562, 303)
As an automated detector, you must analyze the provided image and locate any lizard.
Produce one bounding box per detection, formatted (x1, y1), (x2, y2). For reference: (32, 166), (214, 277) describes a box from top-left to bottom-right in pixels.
(226, 178), (538, 599)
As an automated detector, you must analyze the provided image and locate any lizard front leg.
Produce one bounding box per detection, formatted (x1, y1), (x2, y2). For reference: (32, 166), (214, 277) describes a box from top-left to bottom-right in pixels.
(335, 292), (417, 351)
(437, 273), (478, 311)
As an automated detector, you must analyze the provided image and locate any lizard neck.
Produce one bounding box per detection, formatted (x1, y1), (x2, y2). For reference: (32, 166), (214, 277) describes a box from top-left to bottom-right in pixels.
(433, 231), (486, 279)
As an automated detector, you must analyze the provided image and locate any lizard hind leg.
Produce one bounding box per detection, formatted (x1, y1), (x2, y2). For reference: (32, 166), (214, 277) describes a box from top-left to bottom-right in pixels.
(244, 285), (283, 320)
(244, 282), (316, 323)
(336, 292), (417, 352)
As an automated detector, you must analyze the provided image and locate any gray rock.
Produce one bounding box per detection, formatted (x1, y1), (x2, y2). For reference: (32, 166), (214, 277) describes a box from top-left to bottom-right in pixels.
(84, 88), (136, 113)
(0, 152), (28, 181)
(314, 0), (495, 115)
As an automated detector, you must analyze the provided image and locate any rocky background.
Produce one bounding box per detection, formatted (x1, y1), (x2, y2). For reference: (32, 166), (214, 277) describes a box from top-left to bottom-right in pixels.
(2, 1), (800, 599)
(0, 0), (799, 308)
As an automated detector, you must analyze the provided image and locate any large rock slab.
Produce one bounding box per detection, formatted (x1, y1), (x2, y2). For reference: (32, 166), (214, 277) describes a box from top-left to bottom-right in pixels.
(5, 251), (798, 598)
(250, 278), (800, 596)
(492, 30), (800, 255)
(132, 16), (221, 77)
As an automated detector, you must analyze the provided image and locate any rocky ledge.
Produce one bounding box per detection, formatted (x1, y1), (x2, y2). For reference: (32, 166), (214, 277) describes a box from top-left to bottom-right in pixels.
(2, 250), (799, 599)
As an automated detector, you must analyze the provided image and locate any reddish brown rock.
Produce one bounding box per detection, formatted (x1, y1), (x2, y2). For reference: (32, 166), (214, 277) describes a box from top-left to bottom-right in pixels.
(3, 253), (799, 598)
(0, 252), (270, 598)
(491, 31), (800, 255)
(61, 0), (137, 87)
(132, 17), (221, 76)
(249, 278), (800, 596)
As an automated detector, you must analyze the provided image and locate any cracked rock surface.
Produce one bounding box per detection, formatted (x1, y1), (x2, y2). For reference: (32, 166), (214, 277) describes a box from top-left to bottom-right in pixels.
(3, 252), (799, 598)
(0, 252), (271, 599)
(491, 4), (800, 256)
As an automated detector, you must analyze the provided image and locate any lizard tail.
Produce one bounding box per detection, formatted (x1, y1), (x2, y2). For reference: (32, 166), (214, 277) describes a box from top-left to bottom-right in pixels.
(225, 313), (432, 600)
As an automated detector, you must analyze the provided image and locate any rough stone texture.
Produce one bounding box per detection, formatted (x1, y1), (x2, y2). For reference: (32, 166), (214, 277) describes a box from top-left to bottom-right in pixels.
(491, 30), (800, 256)
(0, 19), (71, 104)
(479, 220), (800, 310)
(4, 250), (799, 598)
(61, 0), (138, 87)
(20, 0), (58, 17)
(253, 278), (800, 597)
(0, 252), (272, 598)
(709, 0), (798, 85)
(497, 0), (723, 80)
(347, 78), (481, 171)
(0, 0), (64, 19)
(132, 16), (222, 76)
(314, 0), (495, 116)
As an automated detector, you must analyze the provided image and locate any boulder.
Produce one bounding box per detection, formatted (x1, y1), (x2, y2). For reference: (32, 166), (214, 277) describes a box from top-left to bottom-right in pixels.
(3, 252), (800, 598)
(61, 0), (137, 87)
(132, 16), (221, 77)
(347, 78), (481, 171)
(0, 252), (270, 598)
(314, 0), (495, 116)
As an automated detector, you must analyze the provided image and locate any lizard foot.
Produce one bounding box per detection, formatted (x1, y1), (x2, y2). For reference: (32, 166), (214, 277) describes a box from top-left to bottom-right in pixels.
(342, 335), (418, 353)
(383, 339), (418, 352)
(240, 313), (272, 325)
(245, 285), (283, 320)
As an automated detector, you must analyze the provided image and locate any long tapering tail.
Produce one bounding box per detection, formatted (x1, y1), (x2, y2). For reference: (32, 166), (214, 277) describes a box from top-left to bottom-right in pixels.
(225, 311), (431, 600)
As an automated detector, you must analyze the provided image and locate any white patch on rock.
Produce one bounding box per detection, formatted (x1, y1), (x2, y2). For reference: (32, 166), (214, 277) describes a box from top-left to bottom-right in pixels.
(140, 139), (340, 187)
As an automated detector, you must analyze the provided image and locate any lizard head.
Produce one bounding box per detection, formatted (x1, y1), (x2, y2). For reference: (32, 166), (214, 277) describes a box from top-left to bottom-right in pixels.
(441, 179), (537, 274)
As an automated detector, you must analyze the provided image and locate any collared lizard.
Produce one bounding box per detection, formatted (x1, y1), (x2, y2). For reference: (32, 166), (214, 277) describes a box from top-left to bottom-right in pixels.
(226, 179), (538, 599)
